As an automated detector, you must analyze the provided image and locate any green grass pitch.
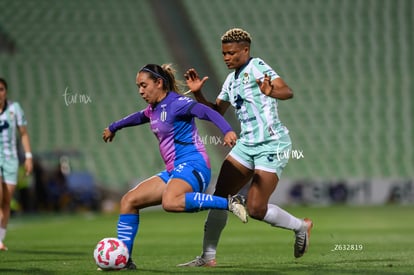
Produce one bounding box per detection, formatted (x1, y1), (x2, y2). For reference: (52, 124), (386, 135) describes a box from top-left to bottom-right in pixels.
(1, 205), (413, 274)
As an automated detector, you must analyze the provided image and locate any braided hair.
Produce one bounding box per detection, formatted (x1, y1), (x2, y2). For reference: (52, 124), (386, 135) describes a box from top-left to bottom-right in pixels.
(221, 28), (252, 44)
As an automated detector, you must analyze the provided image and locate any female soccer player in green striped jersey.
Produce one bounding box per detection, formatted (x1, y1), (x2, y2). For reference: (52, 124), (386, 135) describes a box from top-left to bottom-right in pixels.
(179, 28), (313, 267)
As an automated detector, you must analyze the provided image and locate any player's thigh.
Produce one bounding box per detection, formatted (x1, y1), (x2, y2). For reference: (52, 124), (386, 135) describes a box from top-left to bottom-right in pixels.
(214, 155), (253, 197)
(121, 176), (166, 209)
(162, 161), (210, 208)
(2, 159), (18, 185)
(254, 135), (291, 179)
(162, 178), (193, 211)
(247, 170), (279, 219)
(163, 178), (193, 201)
(5, 184), (16, 203)
(247, 136), (291, 211)
(0, 180), (4, 205)
(167, 161), (211, 194)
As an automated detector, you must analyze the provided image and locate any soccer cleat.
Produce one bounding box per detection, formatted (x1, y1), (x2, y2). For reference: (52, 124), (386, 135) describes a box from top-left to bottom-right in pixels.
(0, 243), (8, 251)
(294, 218), (313, 258)
(123, 258), (137, 270)
(177, 256), (216, 267)
(228, 194), (248, 223)
(97, 258), (137, 271)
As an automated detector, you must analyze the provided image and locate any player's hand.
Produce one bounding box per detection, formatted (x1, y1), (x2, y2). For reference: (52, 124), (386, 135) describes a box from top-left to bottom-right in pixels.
(102, 127), (115, 142)
(184, 68), (209, 93)
(256, 74), (273, 96)
(223, 131), (238, 147)
(24, 158), (33, 176)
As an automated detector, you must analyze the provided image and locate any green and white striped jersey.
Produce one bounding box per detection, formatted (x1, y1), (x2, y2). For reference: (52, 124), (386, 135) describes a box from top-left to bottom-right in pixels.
(0, 101), (27, 162)
(218, 58), (289, 145)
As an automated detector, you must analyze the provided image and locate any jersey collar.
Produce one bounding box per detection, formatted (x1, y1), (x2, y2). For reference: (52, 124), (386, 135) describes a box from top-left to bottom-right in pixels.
(234, 57), (253, 79)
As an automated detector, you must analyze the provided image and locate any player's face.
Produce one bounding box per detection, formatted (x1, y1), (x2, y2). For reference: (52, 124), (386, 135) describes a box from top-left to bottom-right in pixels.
(222, 42), (250, 70)
(0, 82), (7, 105)
(136, 72), (165, 104)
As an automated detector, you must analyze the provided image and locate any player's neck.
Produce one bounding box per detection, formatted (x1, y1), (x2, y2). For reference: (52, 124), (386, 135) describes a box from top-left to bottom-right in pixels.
(0, 100), (6, 113)
(155, 91), (168, 105)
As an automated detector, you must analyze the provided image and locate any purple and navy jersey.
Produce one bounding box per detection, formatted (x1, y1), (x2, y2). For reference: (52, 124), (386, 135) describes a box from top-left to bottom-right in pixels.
(143, 92), (209, 171)
(109, 92), (233, 172)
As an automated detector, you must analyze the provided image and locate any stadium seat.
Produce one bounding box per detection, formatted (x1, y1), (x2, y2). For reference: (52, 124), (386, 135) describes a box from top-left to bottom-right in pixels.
(0, 0), (411, 191)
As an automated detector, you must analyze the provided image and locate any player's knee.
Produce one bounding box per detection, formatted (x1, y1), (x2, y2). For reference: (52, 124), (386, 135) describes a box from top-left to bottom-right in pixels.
(161, 198), (175, 212)
(247, 204), (267, 220)
(120, 193), (135, 213)
(162, 193), (182, 212)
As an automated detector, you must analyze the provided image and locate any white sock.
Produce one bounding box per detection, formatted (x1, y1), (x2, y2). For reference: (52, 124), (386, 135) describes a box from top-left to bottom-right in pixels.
(201, 209), (228, 260)
(263, 204), (303, 231)
(0, 227), (6, 243)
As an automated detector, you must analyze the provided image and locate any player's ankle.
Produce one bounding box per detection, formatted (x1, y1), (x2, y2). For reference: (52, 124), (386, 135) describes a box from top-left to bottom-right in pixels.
(202, 252), (216, 261)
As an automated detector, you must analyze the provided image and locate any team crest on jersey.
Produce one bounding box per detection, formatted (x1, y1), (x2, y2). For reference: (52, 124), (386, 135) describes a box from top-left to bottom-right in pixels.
(242, 73), (249, 85)
(160, 104), (167, 122)
(8, 111), (15, 119)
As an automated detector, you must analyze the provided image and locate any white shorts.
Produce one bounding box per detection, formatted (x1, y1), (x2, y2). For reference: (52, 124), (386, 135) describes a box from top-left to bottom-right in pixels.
(229, 134), (292, 179)
(0, 158), (19, 185)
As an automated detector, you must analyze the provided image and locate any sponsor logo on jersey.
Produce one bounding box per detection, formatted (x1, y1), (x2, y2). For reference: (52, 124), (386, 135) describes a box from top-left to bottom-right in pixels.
(160, 104), (167, 122)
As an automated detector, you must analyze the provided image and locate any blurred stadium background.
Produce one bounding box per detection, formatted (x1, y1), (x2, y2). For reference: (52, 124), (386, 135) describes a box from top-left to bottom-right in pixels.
(0, 0), (412, 212)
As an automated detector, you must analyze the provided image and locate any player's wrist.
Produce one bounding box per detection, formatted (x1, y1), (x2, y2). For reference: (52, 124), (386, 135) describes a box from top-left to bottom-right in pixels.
(108, 123), (118, 133)
(267, 83), (274, 95)
(25, 152), (33, 159)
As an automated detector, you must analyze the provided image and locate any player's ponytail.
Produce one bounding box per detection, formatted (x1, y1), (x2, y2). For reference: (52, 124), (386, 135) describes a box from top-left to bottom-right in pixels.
(139, 64), (183, 93)
(161, 64), (182, 93)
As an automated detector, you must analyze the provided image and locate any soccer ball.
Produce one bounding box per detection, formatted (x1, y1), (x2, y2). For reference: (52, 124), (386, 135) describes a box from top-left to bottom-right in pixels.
(93, 237), (129, 270)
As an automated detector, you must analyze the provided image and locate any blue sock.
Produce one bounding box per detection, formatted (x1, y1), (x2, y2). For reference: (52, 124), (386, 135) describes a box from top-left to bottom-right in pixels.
(117, 214), (139, 257)
(184, 192), (228, 212)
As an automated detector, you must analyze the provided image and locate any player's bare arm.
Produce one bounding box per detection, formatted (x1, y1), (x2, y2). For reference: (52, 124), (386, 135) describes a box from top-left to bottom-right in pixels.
(256, 74), (293, 100)
(214, 98), (231, 116)
(18, 125), (33, 175)
(185, 68), (230, 115)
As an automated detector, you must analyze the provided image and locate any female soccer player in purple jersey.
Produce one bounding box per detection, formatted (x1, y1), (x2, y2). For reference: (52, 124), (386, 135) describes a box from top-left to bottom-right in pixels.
(102, 64), (247, 269)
